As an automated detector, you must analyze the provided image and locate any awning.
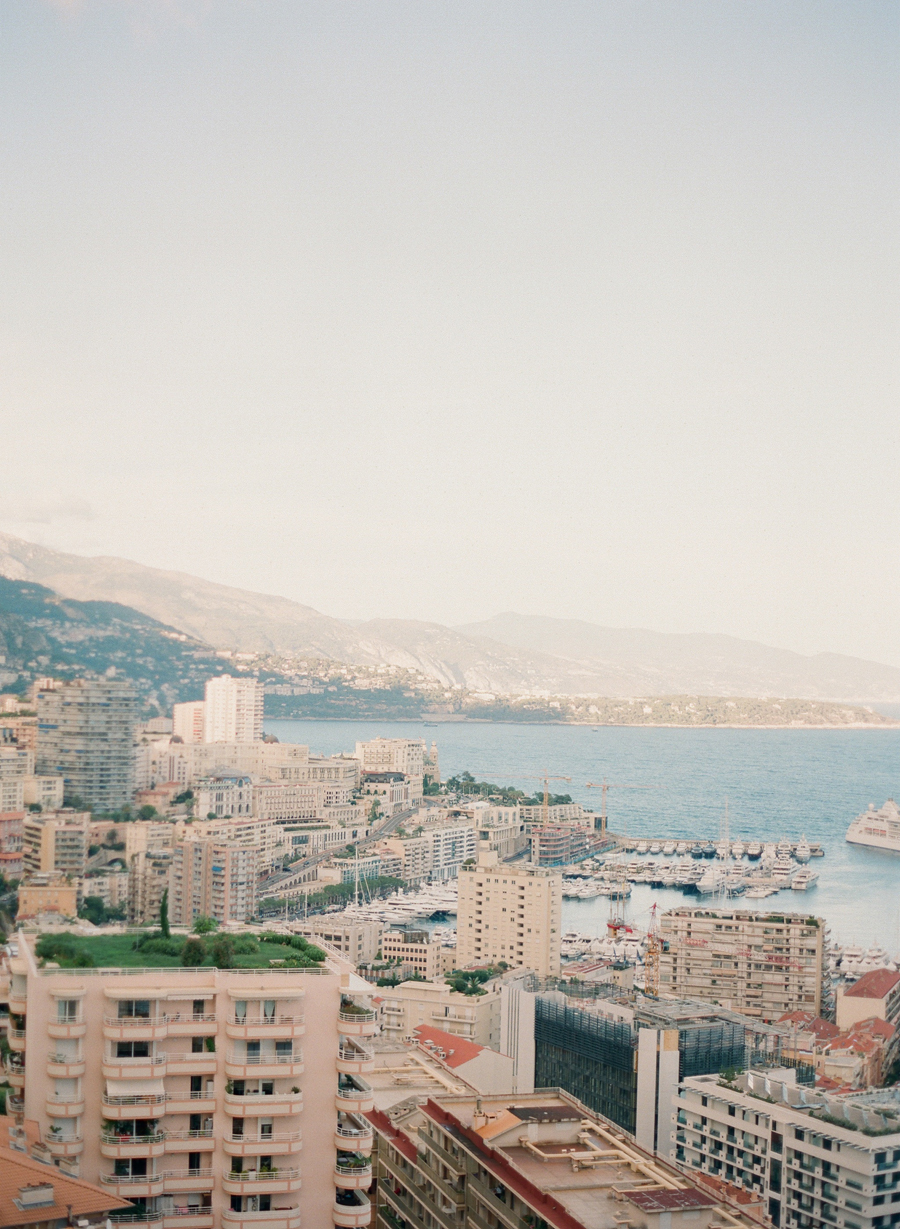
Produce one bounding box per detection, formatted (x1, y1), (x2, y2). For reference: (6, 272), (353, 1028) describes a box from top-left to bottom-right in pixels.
(106, 1078), (165, 1098)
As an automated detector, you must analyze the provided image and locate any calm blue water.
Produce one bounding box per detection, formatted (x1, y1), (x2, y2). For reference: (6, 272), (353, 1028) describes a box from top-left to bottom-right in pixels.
(265, 719), (900, 952)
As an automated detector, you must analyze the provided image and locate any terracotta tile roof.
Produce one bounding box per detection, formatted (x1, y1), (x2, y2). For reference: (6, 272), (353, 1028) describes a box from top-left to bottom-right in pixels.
(0, 1145), (131, 1228)
(413, 1025), (485, 1068)
(844, 969), (900, 1000)
(364, 1109), (418, 1163)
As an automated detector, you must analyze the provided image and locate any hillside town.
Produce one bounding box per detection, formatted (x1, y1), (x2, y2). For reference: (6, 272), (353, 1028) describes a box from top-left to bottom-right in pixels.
(0, 673), (898, 1229)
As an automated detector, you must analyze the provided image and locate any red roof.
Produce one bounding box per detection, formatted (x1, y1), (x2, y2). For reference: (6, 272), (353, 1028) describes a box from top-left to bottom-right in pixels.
(364, 1109), (417, 1163)
(844, 969), (900, 1000)
(414, 1025), (486, 1069)
(627, 1190), (716, 1212)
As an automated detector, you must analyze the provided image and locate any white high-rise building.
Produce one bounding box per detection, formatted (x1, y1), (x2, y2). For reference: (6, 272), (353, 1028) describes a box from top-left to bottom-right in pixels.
(172, 699), (206, 743)
(203, 675), (264, 743)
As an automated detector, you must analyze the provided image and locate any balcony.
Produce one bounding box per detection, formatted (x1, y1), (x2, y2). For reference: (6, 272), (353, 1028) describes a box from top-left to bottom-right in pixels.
(225, 1051), (305, 1080)
(164, 1013), (218, 1036)
(226, 1015), (306, 1041)
(336, 1043), (374, 1075)
(333, 1190), (371, 1228)
(47, 1053), (86, 1078)
(104, 1015), (168, 1042)
(5, 1061), (25, 1089)
(165, 1052), (218, 1076)
(336, 1077), (374, 1113)
(103, 1053), (169, 1080)
(101, 1132), (167, 1159)
(8, 992), (27, 1015)
(7, 1093), (24, 1115)
(45, 1094), (84, 1118)
(162, 1168), (215, 1193)
(8, 1027), (26, 1052)
(224, 1090), (304, 1116)
(164, 1130), (215, 1152)
(163, 1091), (216, 1114)
(48, 1015), (87, 1039)
(162, 1215), (213, 1229)
(224, 1131), (302, 1157)
(223, 1168), (302, 1195)
(101, 1092), (167, 1119)
(99, 1172), (165, 1197)
(335, 1118), (373, 1154)
(45, 1133), (84, 1158)
(338, 1006), (377, 1037)
(335, 1158), (373, 1190)
(220, 1207), (302, 1229)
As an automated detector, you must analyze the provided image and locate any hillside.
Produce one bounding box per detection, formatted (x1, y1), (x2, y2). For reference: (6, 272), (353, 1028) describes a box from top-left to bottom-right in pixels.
(0, 575), (227, 713)
(2, 532), (900, 702)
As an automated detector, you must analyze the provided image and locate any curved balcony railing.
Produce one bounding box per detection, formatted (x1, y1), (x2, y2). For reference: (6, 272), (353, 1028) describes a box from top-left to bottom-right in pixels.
(227, 1169), (301, 1183)
(227, 1131), (302, 1144)
(338, 1008), (376, 1025)
(226, 1051), (302, 1065)
(101, 1133), (166, 1146)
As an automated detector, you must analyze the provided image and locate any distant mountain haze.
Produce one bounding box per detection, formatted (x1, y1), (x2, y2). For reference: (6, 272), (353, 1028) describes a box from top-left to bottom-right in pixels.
(1, 531), (898, 702)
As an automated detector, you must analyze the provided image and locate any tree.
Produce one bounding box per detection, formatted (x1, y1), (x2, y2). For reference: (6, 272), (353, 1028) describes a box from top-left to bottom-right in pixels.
(138, 805), (158, 821)
(193, 914), (218, 935)
(181, 938), (206, 967)
(159, 889), (170, 939)
(210, 934), (235, 968)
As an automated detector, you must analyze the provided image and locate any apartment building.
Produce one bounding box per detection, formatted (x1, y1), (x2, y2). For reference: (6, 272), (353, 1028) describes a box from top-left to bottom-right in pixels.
(135, 739), (357, 797)
(518, 801), (596, 826)
(82, 870), (131, 911)
(291, 920), (381, 967)
(36, 678), (137, 811)
(457, 844), (562, 977)
(16, 872), (79, 920)
(0, 777), (23, 813)
(128, 848), (174, 925)
(23, 775), (65, 810)
(468, 803), (527, 859)
(375, 823), (476, 886)
(380, 929), (444, 981)
(359, 773), (414, 817)
(659, 907), (826, 1020)
(365, 1087), (762, 1229)
(528, 823), (607, 866)
(0, 810), (23, 878)
(22, 810), (91, 878)
(675, 1067), (900, 1229)
(172, 700), (206, 744)
(169, 839), (259, 926)
(2, 929), (379, 1229)
(203, 676), (264, 744)
(0, 743), (65, 809)
(253, 780), (354, 826)
(354, 738), (424, 781)
(376, 979), (500, 1045)
(174, 817), (285, 875)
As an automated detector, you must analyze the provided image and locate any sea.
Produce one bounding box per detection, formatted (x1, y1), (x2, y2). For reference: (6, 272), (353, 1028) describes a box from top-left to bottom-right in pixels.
(264, 718), (900, 953)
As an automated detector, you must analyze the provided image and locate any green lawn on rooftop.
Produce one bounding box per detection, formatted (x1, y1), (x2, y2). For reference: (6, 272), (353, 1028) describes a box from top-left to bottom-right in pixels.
(36, 931), (326, 970)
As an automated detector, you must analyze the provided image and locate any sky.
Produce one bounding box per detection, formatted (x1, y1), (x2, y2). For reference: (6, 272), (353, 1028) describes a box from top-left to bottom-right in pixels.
(1, 1), (898, 663)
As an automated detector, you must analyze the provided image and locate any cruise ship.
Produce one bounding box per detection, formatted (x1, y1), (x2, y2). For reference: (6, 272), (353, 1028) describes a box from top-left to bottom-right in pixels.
(846, 799), (900, 853)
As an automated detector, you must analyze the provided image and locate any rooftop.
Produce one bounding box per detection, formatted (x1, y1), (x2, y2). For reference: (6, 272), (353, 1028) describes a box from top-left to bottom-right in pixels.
(0, 1145), (130, 1228)
(23, 929), (327, 970)
(412, 1024), (486, 1068)
(843, 968), (900, 999)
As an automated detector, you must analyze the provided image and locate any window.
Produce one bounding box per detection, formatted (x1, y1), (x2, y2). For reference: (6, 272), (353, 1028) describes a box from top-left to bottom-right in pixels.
(234, 1001), (248, 1022)
(118, 1000), (151, 1019)
(116, 1041), (150, 1058)
(57, 1000), (78, 1022)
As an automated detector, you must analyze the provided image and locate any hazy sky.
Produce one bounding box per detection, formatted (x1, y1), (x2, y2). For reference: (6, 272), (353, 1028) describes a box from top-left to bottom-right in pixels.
(1, 2), (898, 662)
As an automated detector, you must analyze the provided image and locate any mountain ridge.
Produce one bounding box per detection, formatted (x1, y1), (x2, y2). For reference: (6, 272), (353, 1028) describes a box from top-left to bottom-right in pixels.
(2, 531), (899, 702)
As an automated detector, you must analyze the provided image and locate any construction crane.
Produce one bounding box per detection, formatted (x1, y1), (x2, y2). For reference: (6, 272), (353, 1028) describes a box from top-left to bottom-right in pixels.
(585, 779), (662, 837)
(644, 902), (662, 997)
(463, 769), (572, 827)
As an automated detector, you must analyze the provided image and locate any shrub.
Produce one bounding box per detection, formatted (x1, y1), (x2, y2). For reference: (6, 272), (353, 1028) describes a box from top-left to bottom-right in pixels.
(181, 938), (206, 967)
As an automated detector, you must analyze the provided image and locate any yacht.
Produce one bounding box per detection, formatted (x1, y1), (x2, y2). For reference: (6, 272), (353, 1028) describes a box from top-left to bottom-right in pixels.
(746, 842), (762, 860)
(772, 857), (794, 882)
(649, 842), (662, 855)
(697, 867), (725, 895)
(676, 842), (688, 855)
(790, 868), (818, 891)
(846, 800), (900, 854)
(637, 840), (649, 854)
(691, 844), (705, 860)
(795, 835), (811, 863)
(777, 839), (793, 858)
(702, 842), (717, 858)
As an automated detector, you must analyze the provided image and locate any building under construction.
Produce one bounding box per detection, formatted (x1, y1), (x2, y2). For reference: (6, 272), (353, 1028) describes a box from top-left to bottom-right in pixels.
(524, 982), (811, 1156)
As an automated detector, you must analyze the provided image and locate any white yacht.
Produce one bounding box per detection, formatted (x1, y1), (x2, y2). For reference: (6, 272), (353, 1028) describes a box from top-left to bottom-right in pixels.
(676, 841), (688, 855)
(846, 800), (900, 854)
(731, 841), (744, 859)
(790, 868), (818, 891)
(795, 835), (811, 863)
(746, 842), (762, 860)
